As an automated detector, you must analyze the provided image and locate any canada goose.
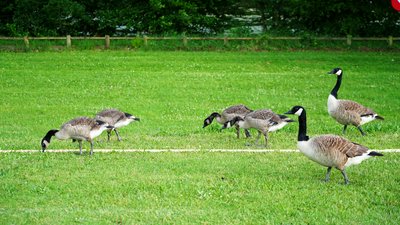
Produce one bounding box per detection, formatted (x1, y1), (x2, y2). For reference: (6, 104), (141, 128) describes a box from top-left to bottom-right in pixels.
(285, 106), (383, 184)
(95, 109), (140, 141)
(203, 104), (253, 138)
(222, 109), (294, 147)
(41, 117), (113, 155)
(327, 68), (384, 136)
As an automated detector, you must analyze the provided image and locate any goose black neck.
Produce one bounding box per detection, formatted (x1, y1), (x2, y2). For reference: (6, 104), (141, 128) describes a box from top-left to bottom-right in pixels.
(43, 129), (58, 143)
(297, 111), (309, 141)
(330, 74), (342, 98)
(210, 112), (221, 120)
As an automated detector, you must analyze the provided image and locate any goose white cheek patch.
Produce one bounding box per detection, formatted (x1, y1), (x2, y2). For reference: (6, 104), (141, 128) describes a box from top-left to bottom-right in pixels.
(336, 70), (342, 75)
(295, 108), (303, 116)
(42, 140), (49, 147)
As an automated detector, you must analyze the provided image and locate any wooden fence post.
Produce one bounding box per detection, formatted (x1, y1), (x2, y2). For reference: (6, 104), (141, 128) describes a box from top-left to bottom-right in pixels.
(388, 36), (393, 47)
(66, 35), (71, 48)
(144, 36), (148, 46)
(23, 36), (29, 48)
(105, 35), (110, 49)
(183, 36), (188, 47)
(346, 35), (352, 46)
(224, 36), (228, 46)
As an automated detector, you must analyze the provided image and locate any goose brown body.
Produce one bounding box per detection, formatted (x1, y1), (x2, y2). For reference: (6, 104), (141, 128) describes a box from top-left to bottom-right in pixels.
(224, 109), (294, 146)
(95, 109), (140, 141)
(41, 117), (112, 155)
(57, 117), (103, 141)
(329, 97), (381, 127)
(286, 105), (383, 184)
(300, 135), (369, 170)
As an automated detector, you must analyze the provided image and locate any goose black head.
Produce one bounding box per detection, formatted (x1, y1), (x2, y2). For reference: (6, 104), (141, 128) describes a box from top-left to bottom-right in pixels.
(328, 68), (343, 76)
(221, 117), (244, 129)
(41, 129), (58, 152)
(125, 113), (140, 122)
(285, 106), (305, 116)
(203, 112), (219, 128)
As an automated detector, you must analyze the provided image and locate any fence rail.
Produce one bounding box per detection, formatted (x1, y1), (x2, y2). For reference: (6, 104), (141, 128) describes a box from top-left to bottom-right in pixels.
(0, 35), (398, 49)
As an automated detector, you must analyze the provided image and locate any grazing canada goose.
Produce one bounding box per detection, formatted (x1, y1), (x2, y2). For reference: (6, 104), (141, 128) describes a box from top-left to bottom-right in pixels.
(203, 104), (253, 138)
(95, 109), (140, 141)
(41, 117), (113, 155)
(222, 109), (294, 147)
(327, 68), (384, 136)
(285, 106), (383, 184)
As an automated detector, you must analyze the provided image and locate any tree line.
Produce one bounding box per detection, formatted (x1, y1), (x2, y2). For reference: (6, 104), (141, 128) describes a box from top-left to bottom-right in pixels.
(0, 0), (399, 37)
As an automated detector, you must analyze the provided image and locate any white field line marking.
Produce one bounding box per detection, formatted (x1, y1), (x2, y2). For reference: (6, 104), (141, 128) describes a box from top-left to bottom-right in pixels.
(1, 149), (400, 153)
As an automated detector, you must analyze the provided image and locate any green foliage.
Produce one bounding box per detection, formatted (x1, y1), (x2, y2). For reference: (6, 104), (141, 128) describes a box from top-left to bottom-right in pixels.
(0, 0), (398, 37)
(251, 0), (400, 37)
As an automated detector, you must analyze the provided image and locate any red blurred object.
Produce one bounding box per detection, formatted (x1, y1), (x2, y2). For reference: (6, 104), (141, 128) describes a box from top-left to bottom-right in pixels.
(392, 0), (400, 11)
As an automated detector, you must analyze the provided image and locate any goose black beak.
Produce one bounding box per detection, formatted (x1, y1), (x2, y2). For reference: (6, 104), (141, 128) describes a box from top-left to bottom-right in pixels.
(327, 69), (336, 74)
(134, 118), (141, 122)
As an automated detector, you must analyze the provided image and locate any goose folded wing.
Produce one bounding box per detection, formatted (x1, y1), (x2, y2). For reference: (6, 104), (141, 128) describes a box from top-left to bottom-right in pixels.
(340, 100), (375, 116)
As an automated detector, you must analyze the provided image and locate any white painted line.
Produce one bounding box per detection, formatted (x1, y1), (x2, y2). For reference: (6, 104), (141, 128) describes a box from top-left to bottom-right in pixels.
(1, 149), (400, 153)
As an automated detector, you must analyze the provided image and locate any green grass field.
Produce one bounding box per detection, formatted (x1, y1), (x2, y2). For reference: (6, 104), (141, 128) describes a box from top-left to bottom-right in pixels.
(1, 152), (399, 224)
(0, 51), (399, 150)
(0, 51), (399, 223)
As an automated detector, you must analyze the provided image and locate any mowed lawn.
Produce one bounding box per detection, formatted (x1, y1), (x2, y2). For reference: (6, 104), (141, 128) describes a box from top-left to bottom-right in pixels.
(0, 51), (399, 224)
(1, 152), (399, 224)
(0, 51), (399, 150)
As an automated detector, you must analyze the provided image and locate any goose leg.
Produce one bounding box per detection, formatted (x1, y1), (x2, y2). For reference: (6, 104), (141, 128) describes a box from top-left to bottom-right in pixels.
(115, 129), (122, 141)
(341, 170), (350, 185)
(342, 125), (347, 134)
(255, 131), (262, 145)
(263, 132), (269, 147)
(235, 125), (240, 139)
(244, 129), (251, 138)
(357, 126), (366, 136)
(89, 141), (94, 155)
(78, 140), (83, 155)
(107, 130), (111, 142)
(325, 167), (332, 182)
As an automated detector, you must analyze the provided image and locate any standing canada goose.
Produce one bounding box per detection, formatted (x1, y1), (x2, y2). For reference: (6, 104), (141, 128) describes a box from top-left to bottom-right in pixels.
(222, 109), (294, 147)
(203, 104), (253, 138)
(327, 68), (384, 135)
(95, 109), (140, 141)
(285, 106), (383, 184)
(41, 117), (113, 155)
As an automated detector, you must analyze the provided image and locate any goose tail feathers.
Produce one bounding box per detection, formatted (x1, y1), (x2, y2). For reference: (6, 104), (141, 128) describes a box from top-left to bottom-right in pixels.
(368, 151), (384, 157)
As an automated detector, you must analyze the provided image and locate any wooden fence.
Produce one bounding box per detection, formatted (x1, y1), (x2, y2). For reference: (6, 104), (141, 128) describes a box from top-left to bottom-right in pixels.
(0, 35), (398, 49)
